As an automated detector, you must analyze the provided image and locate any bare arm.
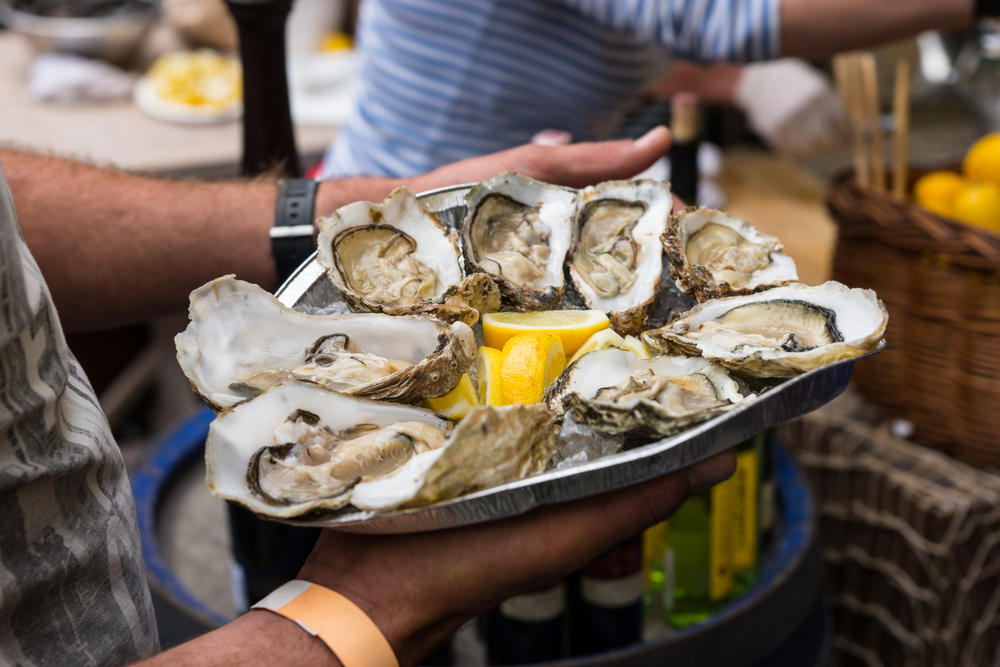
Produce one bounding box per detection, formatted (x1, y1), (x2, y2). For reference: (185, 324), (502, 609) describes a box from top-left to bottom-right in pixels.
(1, 126), (669, 332)
(135, 451), (734, 667)
(781, 0), (972, 58)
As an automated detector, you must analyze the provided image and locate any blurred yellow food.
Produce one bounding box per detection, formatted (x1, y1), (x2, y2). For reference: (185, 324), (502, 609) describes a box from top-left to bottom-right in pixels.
(147, 50), (242, 108)
(500, 333), (566, 405)
(320, 32), (354, 51)
(421, 373), (478, 420)
(474, 347), (505, 406)
(913, 171), (967, 215)
(569, 329), (625, 363)
(621, 335), (652, 359)
(952, 182), (1000, 233)
(963, 133), (1000, 186)
(482, 310), (609, 357)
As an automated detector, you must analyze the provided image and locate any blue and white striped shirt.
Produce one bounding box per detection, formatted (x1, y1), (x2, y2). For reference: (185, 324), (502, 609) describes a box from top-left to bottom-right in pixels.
(321, 0), (780, 179)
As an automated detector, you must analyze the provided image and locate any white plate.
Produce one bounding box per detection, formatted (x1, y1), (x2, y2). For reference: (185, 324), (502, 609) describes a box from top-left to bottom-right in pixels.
(133, 75), (242, 125)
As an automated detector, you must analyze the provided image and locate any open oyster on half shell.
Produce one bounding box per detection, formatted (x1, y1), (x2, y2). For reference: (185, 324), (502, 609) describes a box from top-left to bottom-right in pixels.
(568, 180), (672, 336)
(176, 276), (475, 410)
(206, 381), (558, 518)
(663, 207), (798, 302)
(642, 281), (888, 378)
(317, 186), (500, 325)
(462, 172), (579, 310)
(545, 348), (750, 436)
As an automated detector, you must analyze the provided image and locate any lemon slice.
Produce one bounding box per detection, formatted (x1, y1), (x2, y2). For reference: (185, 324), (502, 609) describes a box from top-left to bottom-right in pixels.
(569, 329), (626, 363)
(482, 310), (609, 357)
(500, 333), (566, 405)
(621, 335), (652, 359)
(474, 347), (506, 406)
(421, 373), (479, 420)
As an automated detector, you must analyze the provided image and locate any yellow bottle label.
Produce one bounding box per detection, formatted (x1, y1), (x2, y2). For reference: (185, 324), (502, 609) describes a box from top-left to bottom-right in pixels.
(732, 449), (759, 572)
(709, 481), (734, 600)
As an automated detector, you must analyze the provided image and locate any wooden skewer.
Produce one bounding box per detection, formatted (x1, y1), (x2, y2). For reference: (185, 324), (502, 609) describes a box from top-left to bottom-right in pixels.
(835, 53), (870, 188)
(860, 52), (886, 192)
(893, 59), (911, 200)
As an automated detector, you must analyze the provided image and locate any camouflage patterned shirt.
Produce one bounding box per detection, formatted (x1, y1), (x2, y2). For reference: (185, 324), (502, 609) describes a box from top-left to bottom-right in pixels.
(0, 159), (159, 665)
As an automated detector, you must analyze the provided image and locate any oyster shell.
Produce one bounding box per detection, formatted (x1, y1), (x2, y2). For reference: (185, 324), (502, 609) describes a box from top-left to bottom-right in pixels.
(642, 281), (888, 377)
(568, 180), (672, 336)
(206, 381), (454, 518)
(545, 348), (749, 436)
(176, 276), (476, 410)
(317, 186), (500, 325)
(663, 207), (798, 302)
(462, 172), (579, 310)
(350, 403), (558, 511)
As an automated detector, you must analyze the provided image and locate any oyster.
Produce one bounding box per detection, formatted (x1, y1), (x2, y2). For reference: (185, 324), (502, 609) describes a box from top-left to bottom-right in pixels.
(463, 172), (579, 310)
(206, 382), (558, 517)
(545, 348), (749, 436)
(317, 186), (500, 325)
(663, 207), (798, 302)
(350, 403), (558, 511)
(176, 276), (475, 410)
(642, 281), (888, 377)
(568, 180), (672, 335)
(206, 381), (454, 518)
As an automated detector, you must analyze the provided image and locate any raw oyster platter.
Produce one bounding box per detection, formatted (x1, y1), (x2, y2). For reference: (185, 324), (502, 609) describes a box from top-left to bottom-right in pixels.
(176, 178), (887, 534)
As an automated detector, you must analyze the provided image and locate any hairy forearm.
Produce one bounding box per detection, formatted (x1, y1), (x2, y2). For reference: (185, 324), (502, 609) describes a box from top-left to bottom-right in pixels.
(782, 0), (972, 58)
(1, 150), (397, 331)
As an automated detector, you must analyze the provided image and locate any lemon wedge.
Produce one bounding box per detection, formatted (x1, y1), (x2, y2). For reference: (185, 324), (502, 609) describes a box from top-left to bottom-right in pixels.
(474, 347), (506, 406)
(421, 373), (479, 420)
(482, 310), (609, 357)
(621, 335), (652, 359)
(500, 333), (566, 405)
(569, 329), (626, 363)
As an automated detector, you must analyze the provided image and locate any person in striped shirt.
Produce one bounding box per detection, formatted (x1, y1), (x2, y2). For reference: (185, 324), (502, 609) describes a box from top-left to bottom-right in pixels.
(320, 0), (975, 179)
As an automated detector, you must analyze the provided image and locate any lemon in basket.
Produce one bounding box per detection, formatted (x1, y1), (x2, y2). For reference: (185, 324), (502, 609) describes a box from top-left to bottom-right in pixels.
(482, 310), (609, 357)
(913, 171), (967, 217)
(952, 181), (1000, 233)
(963, 133), (1000, 186)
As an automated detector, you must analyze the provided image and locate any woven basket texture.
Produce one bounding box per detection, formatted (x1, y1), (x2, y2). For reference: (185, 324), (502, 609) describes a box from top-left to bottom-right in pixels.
(827, 173), (1000, 468)
(779, 408), (1000, 667)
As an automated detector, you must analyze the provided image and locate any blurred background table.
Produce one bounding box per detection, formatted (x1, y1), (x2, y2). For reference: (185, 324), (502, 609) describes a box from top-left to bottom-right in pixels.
(0, 31), (336, 176)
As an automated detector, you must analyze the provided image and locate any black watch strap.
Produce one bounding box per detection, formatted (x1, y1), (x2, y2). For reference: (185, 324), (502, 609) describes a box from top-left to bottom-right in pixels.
(271, 178), (318, 287)
(977, 0), (1000, 16)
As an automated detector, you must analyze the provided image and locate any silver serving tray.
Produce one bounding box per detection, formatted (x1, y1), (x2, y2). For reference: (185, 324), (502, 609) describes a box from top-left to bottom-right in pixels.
(274, 184), (881, 534)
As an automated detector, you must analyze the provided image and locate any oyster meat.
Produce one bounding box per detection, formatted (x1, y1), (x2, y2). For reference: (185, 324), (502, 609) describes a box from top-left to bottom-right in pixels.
(206, 381), (557, 518)
(350, 403), (558, 511)
(317, 186), (500, 325)
(568, 180), (673, 335)
(463, 172), (579, 310)
(642, 281), (888, 377)
(545, 348), (749, 436)
(663, 207), (798, 301)
(176, 276), (475, 410)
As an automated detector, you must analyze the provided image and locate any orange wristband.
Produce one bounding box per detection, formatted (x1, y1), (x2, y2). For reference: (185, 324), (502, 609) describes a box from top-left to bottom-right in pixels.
(252, 580), (399, 667)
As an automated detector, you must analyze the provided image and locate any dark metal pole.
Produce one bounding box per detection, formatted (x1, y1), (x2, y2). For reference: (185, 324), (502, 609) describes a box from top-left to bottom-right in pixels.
(221, 0), (317, 610)
(224, 0), (301, 177)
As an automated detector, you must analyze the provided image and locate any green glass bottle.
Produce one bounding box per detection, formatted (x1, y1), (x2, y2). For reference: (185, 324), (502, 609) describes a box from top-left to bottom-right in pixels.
(662, 477), (735, 629)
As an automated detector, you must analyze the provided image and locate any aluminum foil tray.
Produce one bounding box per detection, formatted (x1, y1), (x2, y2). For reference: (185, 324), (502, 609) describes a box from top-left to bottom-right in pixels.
(273, 184), (880, 534)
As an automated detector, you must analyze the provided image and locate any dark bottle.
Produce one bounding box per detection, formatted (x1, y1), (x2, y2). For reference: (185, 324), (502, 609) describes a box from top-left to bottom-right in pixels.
(570, 536), (644, 655)
(669, 92), (700, 204)
(489, 580), (566, 665)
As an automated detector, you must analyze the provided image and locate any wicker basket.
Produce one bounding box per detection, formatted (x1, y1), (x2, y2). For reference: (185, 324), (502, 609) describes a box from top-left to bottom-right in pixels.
(827, 173), (1000, 469)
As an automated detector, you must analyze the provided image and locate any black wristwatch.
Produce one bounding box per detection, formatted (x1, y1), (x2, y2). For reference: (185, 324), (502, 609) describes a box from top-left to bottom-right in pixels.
(977, 0), (1000, 16)
(271, 178), (319, 287)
